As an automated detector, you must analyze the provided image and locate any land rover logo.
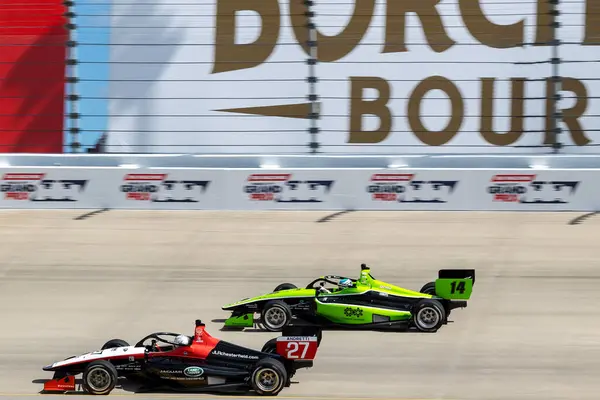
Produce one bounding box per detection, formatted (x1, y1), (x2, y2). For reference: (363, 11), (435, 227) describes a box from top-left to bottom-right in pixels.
(183, 366), (204, 377)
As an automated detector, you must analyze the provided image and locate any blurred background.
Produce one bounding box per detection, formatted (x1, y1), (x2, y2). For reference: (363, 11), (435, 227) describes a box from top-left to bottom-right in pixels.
(2, 0), (599, 155)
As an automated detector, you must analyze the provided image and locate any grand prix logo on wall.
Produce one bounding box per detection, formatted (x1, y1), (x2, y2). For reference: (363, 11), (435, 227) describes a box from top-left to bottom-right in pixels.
(367, 174), (458, 203)
(0, 173), (88, 202)
(120, 174), (210, 203)
(244, 174), (334, 203)
(487, 174), (580, 204)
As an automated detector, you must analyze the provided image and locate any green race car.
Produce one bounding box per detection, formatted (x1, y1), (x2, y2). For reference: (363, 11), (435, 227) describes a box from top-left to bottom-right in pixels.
(222, 264), (475, 333)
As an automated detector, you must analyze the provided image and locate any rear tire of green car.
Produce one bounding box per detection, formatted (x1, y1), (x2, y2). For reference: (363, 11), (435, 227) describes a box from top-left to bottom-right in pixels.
(419, 282), (452, 319)
(412, 299), (445, 332)
(261, 300), (292, 332)
(420, 282), (436, 295)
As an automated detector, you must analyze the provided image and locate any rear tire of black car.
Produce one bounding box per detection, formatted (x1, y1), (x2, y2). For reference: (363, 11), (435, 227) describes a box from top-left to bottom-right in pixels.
(101, 339), (130, 350)
(273, 283), (297, 292)
(251, 358), (287, 396)
(412, 299), (446, 332)
(261, 338), (278, 354)
(261, 300), (292, 332)
(420, 282), (436, 295)
(82, 360), (118, 395)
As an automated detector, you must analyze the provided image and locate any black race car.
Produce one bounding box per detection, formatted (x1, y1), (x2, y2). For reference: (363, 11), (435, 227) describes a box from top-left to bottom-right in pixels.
(41, 319), (321, 396)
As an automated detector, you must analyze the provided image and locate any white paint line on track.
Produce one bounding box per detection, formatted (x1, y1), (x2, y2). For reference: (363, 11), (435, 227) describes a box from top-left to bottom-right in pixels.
(0, 395), (450, 400)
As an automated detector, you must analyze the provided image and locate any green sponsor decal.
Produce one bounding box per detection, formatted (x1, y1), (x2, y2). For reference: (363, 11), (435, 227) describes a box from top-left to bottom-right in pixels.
(184, 366), (204, 377)
(316, 300), (411, 324)
(343, 306), (364, 319)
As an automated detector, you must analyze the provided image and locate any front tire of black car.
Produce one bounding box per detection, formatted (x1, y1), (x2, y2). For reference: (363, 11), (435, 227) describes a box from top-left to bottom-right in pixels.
(273, 283), (297, 292)
(251, 358), (287, 396)
(412, 299), (446, 332)
(82, 360), (118, 395)
(261, 300), (292, 332)
(101, 338), (130, 350)
(420, 282), (436, 295)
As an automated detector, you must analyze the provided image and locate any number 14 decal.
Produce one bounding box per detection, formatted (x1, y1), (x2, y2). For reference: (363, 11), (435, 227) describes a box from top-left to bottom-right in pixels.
(450, 281), (465, 294)
(285, 341), (309, 359)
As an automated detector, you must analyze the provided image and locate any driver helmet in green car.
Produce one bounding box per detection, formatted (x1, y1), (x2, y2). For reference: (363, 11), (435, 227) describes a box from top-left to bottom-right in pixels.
(339, 278), (353, 288)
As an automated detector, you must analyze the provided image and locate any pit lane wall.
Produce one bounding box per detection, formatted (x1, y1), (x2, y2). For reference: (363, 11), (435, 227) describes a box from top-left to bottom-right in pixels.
(0, 154), (599, 211)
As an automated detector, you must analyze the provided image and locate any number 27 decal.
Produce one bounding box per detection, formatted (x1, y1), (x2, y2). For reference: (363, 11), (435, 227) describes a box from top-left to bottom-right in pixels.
(285, 341), (309, 359)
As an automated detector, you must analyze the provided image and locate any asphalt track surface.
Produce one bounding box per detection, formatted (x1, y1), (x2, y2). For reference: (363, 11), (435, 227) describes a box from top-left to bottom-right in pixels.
(1, 210), (599, 400)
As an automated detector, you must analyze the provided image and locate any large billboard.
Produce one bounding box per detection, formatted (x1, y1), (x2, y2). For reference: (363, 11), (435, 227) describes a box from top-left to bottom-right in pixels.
(106, 0), (600, 154)
(0, 0), (66, 153)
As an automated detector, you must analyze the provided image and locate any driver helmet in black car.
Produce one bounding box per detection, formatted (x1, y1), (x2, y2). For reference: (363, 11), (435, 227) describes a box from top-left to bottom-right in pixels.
(174, 334), (192, 346)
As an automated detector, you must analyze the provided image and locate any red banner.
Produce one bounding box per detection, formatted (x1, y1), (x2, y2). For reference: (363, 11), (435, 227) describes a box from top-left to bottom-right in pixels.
(0, 1), (67, 153)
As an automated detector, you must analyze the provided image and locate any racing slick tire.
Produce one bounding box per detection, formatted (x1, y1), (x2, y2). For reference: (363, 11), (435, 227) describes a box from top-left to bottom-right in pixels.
(261, 300), (292, 332)
(412, 299), (446, 333)
(250, 358), (288, 396)
(418, 283), (453, 318)
(82, 360), (118, 395)
(261, 338), (278, 354)
(273, 283), (297, 292)
(101, 339), (130, 350)
(420, 282), (436, 295)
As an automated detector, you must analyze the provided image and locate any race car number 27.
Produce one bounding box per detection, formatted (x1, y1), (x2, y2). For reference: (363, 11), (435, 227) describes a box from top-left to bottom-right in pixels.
(276, 337), (318, 360)
(285, 341), (310, 359)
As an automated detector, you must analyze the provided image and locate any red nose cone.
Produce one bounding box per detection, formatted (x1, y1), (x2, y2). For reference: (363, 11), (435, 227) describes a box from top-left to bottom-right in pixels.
(43, 376), (76, 393)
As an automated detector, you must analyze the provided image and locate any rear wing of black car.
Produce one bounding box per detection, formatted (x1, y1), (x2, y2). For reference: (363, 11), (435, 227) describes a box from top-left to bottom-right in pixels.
(276, 325), (323, 364)
(282, 325), (323, 346)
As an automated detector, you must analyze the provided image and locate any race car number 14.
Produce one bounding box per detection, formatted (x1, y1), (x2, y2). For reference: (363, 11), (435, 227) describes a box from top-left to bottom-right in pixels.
(276, 336), (318, 360)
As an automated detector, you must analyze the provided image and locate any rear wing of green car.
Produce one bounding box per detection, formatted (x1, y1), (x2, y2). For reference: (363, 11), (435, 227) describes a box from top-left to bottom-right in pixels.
(435, 269), (475, 300)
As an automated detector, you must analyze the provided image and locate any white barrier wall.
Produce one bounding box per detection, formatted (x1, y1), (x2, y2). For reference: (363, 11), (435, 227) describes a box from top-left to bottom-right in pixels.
(0, 167), (595, 211)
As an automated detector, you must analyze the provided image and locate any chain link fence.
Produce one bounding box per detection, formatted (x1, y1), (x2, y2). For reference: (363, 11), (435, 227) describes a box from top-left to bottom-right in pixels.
(1, 1), (599, 154)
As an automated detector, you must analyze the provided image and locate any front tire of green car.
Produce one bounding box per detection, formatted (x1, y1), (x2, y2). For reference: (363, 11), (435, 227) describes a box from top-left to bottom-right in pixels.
(273, 283), (297, 292)
(261, 300), (292, 332)
(412, 299), (446, 332)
